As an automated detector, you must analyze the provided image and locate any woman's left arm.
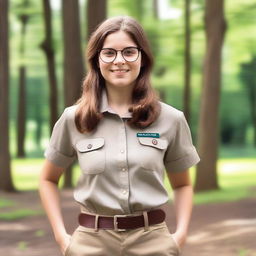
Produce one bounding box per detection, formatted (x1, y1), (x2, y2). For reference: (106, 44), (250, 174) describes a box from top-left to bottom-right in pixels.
(167, 169), (193, 247)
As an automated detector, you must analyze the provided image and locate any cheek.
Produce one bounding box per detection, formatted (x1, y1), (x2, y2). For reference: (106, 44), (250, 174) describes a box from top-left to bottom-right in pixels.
(99, 62), (108, 78)
(133, 67), (141, 78)
(133, 62), (142, 77)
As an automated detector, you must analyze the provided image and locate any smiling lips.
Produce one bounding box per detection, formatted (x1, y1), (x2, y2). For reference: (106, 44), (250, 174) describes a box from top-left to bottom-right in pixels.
(110, 69), (129, 73)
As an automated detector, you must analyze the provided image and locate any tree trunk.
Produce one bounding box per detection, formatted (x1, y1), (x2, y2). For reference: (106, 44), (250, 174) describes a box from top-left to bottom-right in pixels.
(87, 0), (107, 39)
(62, 0), (84, 188)
(0, 0), (16, 191)
(195, 0), (226, 191)
(17, 12), (29, 158)
(183, 0), (191, 124)
(17, 66), (26, 157)
(41, 0), (58, 131)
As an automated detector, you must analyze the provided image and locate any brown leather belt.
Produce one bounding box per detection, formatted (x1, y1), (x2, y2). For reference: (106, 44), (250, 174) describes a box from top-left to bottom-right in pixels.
(78, 209), (165, 231)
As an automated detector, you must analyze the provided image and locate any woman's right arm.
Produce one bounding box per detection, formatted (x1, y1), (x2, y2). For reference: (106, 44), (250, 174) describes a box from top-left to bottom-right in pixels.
(39, 159), (71, 255)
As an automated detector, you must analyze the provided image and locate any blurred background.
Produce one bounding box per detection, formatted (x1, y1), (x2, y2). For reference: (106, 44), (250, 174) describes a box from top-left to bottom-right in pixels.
(0, 0), (255, 255)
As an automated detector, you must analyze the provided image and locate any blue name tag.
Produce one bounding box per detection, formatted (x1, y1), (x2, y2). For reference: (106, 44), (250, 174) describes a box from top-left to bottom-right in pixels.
(137, 133), (160, 138)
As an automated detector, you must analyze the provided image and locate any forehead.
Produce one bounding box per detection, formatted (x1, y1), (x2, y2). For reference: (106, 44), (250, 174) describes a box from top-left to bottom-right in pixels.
(102, 30), (137, 48)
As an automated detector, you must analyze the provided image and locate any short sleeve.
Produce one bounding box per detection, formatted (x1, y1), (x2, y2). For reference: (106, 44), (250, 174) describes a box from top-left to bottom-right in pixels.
(44, 108), (76, 168)
(164, 113), (200, 172)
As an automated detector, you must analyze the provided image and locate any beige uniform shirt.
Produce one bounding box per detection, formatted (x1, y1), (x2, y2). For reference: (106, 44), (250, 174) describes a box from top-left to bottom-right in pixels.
(45, 92), (200, 215)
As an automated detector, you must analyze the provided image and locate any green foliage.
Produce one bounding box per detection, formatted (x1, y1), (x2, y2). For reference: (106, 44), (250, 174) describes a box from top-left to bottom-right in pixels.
(220, 89), (251, 145)
(11, 0), (42, 18)
(240, 56), (256, 90)
(8, 0), (256, 159)
(109, 0), (151, 21)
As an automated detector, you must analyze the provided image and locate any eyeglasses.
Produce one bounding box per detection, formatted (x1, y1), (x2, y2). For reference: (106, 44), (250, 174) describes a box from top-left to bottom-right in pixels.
(99, 47), (141, 63)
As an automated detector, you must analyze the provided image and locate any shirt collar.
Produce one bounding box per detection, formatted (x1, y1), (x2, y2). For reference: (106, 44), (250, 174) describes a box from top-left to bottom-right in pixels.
(100, 89), (132, 119)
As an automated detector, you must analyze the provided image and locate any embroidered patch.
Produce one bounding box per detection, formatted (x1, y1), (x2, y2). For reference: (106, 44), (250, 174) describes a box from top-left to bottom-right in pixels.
(136, 133), (160, 138)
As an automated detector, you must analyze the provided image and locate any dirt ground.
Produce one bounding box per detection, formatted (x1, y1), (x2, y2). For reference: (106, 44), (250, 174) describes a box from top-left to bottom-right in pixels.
(0, 190), (255, 256)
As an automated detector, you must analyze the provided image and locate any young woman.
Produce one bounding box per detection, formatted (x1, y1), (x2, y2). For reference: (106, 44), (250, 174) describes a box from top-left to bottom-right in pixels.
(39, 16), (200, 256)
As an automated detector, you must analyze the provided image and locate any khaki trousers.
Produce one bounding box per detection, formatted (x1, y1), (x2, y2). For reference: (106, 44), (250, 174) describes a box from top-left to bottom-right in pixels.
(65, 222), (180, 256)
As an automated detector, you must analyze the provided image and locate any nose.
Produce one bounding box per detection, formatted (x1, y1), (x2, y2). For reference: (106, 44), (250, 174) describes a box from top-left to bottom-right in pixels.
(113, 51), (125, 64)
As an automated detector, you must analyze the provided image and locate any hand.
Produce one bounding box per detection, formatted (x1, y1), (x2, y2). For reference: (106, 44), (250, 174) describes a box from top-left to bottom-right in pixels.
(57, 233), (72, 255)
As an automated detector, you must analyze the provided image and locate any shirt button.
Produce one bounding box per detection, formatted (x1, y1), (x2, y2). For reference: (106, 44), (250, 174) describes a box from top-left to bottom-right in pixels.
(87, 144), (93, 149)
(152, 139), (158, 145)
(120, 149), (125, 154)
(122, 189), (127, 195)
(121, 168), (126, 172)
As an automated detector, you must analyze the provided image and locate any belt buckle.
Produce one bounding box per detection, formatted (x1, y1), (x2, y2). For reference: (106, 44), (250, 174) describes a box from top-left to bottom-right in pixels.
(113, 214), (127, 232)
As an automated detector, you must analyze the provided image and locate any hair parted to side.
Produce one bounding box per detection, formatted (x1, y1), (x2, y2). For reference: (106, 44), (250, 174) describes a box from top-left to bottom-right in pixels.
(75, 16), (160, 133)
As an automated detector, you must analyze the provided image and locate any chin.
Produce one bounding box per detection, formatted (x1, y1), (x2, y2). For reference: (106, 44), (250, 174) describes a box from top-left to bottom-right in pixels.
(107, 82), (134, 89)
(110, 80), (133, 87)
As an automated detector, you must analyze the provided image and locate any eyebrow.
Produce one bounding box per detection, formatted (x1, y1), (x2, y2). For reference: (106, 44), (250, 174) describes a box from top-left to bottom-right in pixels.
(101, 46), (138, 50)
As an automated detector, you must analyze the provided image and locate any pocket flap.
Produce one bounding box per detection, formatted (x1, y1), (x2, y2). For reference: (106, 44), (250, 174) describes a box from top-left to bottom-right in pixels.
(138, 137), (167, 150)
(76, 138), (104, 153)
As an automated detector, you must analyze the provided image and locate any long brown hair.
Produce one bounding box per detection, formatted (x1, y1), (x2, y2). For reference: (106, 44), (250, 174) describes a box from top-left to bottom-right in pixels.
(75, 16), (160, 133)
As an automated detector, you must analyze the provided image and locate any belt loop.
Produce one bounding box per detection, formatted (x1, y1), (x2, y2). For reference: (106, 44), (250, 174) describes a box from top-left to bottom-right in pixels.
(113, 215), (118, 231)
(94, 214), (99, 232)
(143, 211), (149, 231)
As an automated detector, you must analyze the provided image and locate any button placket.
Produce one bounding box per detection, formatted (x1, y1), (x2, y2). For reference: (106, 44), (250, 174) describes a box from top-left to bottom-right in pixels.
(118, 119), (130, 211)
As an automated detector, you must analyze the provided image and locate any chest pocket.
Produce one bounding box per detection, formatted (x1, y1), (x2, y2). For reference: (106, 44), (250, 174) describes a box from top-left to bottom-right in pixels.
(76, 138), (105, 174)
(138, 137), (168, 172)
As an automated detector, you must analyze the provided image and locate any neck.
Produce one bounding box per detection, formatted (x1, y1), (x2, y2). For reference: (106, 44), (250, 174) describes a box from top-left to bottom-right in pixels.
(105, 86), (133, 115)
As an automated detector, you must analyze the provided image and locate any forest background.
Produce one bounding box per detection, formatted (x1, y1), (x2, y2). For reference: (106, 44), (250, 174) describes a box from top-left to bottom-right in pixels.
(1, 0), (255, 191)
(0, 0), (256, 255)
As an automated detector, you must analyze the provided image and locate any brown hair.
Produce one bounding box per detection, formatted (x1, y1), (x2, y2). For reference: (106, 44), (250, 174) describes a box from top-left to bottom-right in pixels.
(75, 16), (160, 133)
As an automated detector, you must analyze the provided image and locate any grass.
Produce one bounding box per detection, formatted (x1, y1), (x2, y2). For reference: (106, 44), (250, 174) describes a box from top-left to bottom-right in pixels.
(11, 158), (43, 190)
(220, 145), (256, 159)
(0, 209), (43, 221)
(0, 198), (15, 208)
(237, 249), (251, 256)
(17, 241), (28, 250)
(193, 159), (256, 204)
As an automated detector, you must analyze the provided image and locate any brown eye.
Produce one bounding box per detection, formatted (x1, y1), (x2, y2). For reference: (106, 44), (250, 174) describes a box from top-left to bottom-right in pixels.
(102, 49), (115, 57)
(123, 48), (137, 56)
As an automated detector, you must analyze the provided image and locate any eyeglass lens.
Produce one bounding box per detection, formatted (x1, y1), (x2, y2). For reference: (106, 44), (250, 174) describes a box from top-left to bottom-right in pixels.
(100, 47), (140, 63)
